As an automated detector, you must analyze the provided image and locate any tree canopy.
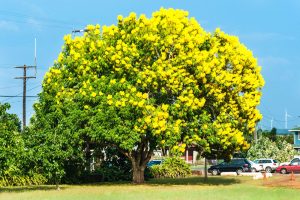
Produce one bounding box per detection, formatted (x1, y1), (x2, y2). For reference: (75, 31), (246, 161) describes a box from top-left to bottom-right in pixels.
(0, 103), (22, 175)
(36, 8), (264, 183)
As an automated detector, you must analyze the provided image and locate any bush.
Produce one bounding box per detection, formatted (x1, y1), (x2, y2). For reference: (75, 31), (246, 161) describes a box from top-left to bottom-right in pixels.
(79, 147), (132, 183)
(0, 173), (47, 187)
(247, 137), (296, 162)
(150, 157), (191, 178)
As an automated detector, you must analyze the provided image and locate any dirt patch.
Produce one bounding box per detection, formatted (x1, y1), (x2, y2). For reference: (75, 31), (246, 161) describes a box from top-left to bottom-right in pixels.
(262, 174), (300, 189)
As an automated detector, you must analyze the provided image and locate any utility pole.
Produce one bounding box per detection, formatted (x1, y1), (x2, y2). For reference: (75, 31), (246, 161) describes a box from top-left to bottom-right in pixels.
(285, 110), (292, 129)
(15, 65), (36, 129)
(271, 118), (273, 129)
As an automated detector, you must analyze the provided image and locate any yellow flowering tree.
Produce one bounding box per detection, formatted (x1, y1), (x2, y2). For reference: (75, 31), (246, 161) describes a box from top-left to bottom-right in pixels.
(39, 8), (264, 183)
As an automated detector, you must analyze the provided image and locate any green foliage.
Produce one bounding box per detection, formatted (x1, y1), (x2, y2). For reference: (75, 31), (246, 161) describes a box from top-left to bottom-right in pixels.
(23, 105), (86, 185)
(88, 147), (132, 182)
(277, 135), (294, 144)
(0, 103), (47, 186)
(0, 103), (22, 174)
(35, 8), (264, 183)
(247, 136), (296, 162)
(150, 157), (191, 178)
(0, 173), (47, 187)
(98, 147), (132, 181)
(259, 128), (277, 142)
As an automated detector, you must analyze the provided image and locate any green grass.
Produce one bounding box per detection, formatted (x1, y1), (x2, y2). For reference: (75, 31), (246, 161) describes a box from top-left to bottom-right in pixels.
(0, 176), (298, 200)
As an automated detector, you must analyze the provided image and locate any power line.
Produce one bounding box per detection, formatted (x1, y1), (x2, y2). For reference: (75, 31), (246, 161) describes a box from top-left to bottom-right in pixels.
(0, 95), (37, 98)
(0, 85), (22, 90)
(0, 9), (86, 30)
(0, 84), (41, 102)
(8, 99), (37, 104)
(0, 9), (85, 27)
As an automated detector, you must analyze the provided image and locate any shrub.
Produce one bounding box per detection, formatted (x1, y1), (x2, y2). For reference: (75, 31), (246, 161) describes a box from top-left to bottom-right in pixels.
(150, 157), (191, 178)
(0, 173), (47, 187)
(79, 147), (132, 183)
(247, 137), (296, 162)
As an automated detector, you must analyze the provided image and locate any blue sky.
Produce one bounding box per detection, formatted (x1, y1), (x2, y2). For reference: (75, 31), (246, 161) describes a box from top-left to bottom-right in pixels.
(0, 0), (299, 129)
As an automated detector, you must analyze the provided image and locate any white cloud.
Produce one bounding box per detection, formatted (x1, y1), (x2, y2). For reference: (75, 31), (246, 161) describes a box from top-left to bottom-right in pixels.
(26, 17), (43, 31)
(0, 20), (19, 31)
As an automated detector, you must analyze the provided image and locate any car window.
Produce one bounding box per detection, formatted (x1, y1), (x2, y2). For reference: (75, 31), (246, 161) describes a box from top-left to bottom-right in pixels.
(231, 159), (244, 164)
(291, 162), (300, 166)
(273, 160), (278, 163)
(260, 160), (271, 163)
(291, 158), (300, 165)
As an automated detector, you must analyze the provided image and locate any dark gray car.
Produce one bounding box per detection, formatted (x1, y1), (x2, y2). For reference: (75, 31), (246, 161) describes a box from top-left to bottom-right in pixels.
(208, 158), (252, 175)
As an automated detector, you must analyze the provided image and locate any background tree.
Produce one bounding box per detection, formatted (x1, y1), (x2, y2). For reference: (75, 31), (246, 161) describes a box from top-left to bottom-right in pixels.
(261, 128), (277, 142)
(0, 103), (23, 177)
(37, 8), (264, 183)
(247, 137), (295, 162)
(258, 127), (293, 144)
(24, 103), (87, 188)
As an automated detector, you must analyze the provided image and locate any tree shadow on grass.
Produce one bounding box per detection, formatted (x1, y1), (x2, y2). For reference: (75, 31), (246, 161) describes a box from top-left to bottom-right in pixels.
(0, 185), (68, 193)
(79, 176), (241, 187)
(0, 177), (241, 191)
(146, 176), (241, 186)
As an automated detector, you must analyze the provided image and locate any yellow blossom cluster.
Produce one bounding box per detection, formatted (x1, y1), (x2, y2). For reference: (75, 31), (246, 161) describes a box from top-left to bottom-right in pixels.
(42, 8), (264, 155)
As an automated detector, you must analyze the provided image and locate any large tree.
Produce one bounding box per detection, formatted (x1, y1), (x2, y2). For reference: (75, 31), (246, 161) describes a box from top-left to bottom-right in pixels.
(37, 8), (264, 183)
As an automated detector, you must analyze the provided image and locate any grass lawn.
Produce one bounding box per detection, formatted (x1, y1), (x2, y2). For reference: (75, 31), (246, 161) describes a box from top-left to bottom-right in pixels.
(0, 175), (298, 200)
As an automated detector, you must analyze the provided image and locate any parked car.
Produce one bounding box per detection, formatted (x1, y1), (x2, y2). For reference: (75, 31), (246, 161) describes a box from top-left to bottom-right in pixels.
(276, 157), (300, 174)
(208, 158), (252, 175)
(147, 160), (163, 167)
(280, 156), (300, 166)
(253, 159), (279, 173)
(249, 160), (263, 172)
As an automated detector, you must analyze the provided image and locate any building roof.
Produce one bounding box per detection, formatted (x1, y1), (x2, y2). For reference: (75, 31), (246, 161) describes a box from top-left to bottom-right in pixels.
(289, 127), (300, 132)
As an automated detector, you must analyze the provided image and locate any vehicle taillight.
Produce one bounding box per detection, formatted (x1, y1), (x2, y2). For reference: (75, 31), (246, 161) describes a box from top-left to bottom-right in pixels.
(244, 164), (248, 167)
(273, 163), (277, 166)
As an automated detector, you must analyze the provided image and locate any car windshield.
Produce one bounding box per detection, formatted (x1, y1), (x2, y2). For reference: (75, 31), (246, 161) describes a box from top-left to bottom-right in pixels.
(219, 162), (226, 166)
(253, 160), (258, 164)
(249, 160), (256, 165)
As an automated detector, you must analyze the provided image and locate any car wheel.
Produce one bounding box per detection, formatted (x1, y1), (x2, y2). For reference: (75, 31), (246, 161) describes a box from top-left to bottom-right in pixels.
(236, 168), (243, 175)
(212, 169), (219, 176)
(251, 168), (256, 173)
(280, 168), (287, 174)
(265, 167), (272, 173)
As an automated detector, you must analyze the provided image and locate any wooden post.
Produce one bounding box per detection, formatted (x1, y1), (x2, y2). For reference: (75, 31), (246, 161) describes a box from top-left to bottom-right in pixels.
(185, 149), (188, 162)
(204, 157), (208, 181)
(263, 171), (267, 180)
(290, 171), (296, 181)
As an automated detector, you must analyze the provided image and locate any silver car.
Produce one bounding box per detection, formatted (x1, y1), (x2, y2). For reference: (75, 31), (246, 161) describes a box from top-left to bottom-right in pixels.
(249, 160), (263, 172)
(253, 159), (279, 173)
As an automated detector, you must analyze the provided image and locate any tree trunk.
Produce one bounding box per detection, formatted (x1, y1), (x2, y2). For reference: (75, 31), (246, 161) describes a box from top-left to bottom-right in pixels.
(132, 163), (146, 184)
(56, 182), (60, 191)
(130, 149), (152, 184)
(204, 157), (208, 181)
